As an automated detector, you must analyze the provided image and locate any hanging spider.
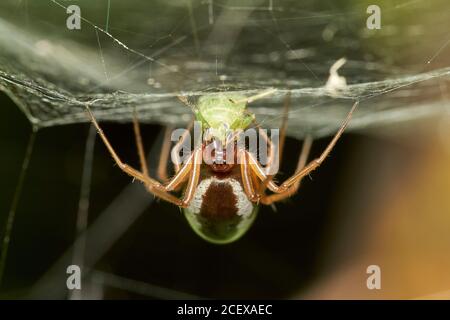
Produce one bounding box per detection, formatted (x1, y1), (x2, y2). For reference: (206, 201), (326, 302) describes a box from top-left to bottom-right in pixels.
(85, 91), (358, 244)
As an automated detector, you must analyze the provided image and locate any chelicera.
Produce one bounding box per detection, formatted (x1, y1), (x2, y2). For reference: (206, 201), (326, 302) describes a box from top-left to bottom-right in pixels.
(86, 91), (358, 244)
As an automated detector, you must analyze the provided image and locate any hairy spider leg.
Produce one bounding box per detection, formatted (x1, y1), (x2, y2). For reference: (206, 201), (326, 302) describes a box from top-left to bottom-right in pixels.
(246, 101), (358, 205)
(86, 106), (201, 207)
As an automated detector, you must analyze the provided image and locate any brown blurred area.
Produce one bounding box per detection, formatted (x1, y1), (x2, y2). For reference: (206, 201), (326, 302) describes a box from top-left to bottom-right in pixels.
(299, 112), (450, 299)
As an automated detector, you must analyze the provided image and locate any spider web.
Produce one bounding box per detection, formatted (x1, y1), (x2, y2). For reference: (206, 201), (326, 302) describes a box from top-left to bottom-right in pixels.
(0, 0), (449, 139)
(1, 0), (450, 299)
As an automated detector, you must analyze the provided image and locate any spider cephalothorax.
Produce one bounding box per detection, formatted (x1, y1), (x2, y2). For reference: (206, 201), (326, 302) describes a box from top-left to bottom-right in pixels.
(86, 90), (358, 244)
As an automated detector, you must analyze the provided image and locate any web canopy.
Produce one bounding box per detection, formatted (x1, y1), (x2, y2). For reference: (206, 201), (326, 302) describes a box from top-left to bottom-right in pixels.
(0, 0), (449, 138)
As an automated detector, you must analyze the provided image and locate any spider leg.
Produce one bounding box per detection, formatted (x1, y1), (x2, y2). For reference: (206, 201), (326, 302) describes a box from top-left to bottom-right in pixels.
(86, 106), (155, 184)
(86, 106), (201, 207)
(239, 149), (260, 203)
(156, 125), (174, 182)
(250, 162), (261, 194)
(171, 119), (194, 173)
(233, 88), (277, 104)
(249, 101), (358, 200)
(164, 147), (197, 191)
(178, 147), (202, 206)
(133, 111), (194, 183)
(167, 119), (194, 191)
(278, 91), (290, 165)
(133, 110), (196, 192)
(257, 128), (274, 170)
(256, 92), (291, 195)
(241, 136), (312, 204)
(260, 136), (312, 205)
(148, 147), (201, 207)
(132, 108), (150, 177)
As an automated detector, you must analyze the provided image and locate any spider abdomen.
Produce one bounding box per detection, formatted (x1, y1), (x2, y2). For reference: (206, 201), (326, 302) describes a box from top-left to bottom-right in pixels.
(183, 172), (258, 244)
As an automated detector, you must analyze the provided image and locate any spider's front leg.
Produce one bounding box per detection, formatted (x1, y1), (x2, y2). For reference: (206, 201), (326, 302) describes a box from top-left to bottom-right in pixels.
(239, 136), (312, 205)
(247, 101), (358, 205)
(256, 136), (312, 205)
(146, 147), (202, 207)
(85, 106), (201, 208)
(239, 149), (261, 203)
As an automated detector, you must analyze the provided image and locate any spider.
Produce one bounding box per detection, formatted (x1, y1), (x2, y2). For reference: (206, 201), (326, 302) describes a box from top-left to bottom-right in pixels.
(86, 91), (358, 244)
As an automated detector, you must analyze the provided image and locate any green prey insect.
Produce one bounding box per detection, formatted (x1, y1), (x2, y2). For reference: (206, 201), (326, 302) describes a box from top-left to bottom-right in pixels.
(86, 90), (358, 244)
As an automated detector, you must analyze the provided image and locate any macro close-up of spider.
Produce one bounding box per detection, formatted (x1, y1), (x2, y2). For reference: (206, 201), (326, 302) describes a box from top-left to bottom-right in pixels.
(87, 94), (357, 243)
(1, 0), (450, 306)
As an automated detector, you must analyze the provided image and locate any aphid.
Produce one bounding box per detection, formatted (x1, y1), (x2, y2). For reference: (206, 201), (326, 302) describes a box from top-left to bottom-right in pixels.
(86, 91), (358, 244)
